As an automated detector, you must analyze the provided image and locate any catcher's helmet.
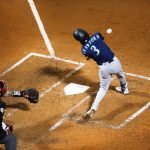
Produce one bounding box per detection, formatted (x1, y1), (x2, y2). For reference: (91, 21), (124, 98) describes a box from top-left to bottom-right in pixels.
(0, 80), (7, 97)
(73, 28), (89, 45)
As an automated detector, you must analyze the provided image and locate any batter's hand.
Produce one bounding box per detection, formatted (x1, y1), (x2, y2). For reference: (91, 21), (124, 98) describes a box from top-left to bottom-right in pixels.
(86, 57), (90, 60)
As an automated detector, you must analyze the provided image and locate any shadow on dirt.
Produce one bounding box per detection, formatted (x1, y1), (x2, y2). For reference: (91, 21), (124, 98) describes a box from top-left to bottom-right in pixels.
(14, 116), (61, 150)
(39, 66), (70, 79)
(6, 102), (30, 111)
(130, 91), (150, 99)
(39, 65), (99, 88)
(98, 102), (147, 121)
(39, 65), (100, 100)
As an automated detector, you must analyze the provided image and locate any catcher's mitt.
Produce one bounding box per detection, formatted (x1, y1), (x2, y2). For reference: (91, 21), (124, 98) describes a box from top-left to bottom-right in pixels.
(24, 88), (39, 103)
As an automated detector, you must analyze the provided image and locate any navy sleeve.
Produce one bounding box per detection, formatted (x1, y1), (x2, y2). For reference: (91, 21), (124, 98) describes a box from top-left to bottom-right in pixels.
(95, 32), (104, 40)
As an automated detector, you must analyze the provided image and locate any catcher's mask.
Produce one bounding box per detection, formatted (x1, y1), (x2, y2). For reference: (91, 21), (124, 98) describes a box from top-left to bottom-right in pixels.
(0, 80), (7, 97)
(73, 28), (89, 45)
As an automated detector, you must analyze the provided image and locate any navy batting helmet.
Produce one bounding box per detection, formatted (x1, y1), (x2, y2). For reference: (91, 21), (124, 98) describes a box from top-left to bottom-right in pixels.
(73, 28), (89, 45)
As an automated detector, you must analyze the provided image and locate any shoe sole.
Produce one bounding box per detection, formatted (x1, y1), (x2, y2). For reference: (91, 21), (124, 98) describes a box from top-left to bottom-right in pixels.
(115, 87), (129, 95)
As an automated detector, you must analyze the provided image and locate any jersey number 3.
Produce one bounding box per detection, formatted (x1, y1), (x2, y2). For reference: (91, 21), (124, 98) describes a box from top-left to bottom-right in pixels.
(91, 45), (100, 56)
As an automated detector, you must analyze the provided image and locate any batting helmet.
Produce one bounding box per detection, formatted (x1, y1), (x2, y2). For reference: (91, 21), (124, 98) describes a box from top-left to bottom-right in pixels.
(73, 28), (89, 45)
(0, 80), (7, 97)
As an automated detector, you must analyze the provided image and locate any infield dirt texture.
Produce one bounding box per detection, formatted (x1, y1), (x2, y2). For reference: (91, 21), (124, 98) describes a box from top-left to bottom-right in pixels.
(0, 0), (150, 149)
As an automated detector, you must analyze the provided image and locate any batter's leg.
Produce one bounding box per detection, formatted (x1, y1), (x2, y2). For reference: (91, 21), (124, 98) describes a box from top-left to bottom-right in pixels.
(116, 71), (126, 86)
(116, 71), (129, 94)
(111, 57), (129, 94)
(84, 66), (111, 119)
(91, 74), (111, 111)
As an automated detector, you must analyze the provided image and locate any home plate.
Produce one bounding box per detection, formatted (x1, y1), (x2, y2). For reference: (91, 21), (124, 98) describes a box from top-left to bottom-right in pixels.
(64, 83), (90, 95)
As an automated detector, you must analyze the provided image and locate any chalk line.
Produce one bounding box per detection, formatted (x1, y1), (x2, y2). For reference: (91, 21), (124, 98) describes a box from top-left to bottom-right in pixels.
(1, 0), (150, 128)
(49, 77), (116, 131)
(27, 0), (55, 56)
(68, 116), (119, 129)
(53, 56), (84, 66)
(68, 101), (150, 129)
(1, 52), (84, 116)
(3, 0), (149, 131)
(117, 101), (150, 129)
(1, 52), (149, 127)
(27, 1), (150, 81)
(125, 72), (150, 81)
(49, 74), (150, 131)
(0, 52), (84, 79)
(31, 52), (84, 66)
(40, 64), (84, 98)
(27, 0), (150, 130)
(49, 96), (90, 131)
(0, 52), (84, 99)
(0, 53), (33, 78)
(31, 53), (85, 98)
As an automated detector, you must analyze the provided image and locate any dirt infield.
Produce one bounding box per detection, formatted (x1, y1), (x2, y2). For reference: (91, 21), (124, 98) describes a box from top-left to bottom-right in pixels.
(0, 0), (150, 149)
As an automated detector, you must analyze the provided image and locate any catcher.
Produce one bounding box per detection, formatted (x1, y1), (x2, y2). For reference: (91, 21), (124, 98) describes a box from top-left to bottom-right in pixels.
(0, 80), (39, 149)
(0, 99), (16, 150)
(0, 80), (39, 104)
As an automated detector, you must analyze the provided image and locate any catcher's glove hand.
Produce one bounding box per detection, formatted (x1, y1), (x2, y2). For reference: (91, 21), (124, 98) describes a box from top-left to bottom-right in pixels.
(24, 88), (39, 103)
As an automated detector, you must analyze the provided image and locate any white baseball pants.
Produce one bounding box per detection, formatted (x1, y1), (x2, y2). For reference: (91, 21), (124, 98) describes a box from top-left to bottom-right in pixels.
(91, 56), (127, 111)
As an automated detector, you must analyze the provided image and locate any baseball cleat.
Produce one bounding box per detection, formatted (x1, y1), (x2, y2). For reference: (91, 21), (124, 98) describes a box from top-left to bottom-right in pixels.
(115, 83), (129, 94)
(84, 109), (95, 120)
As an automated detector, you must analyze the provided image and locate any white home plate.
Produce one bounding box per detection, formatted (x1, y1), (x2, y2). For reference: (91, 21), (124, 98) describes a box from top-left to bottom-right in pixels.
(64, 83), (90, 95)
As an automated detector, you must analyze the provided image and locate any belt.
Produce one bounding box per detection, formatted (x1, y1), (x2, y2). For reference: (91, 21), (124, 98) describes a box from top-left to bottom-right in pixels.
(99, 57), (114, 66)
(108, 58), (114, 63)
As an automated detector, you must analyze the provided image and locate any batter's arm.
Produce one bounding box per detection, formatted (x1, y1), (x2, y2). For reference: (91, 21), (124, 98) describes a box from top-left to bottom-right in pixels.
(86, 57), (90, 60)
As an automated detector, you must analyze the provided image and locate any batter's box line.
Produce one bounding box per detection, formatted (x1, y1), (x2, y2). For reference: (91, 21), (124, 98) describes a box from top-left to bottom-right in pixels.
(49, 98), (150, 131)
(0, 52), (84, 116)
(67, 101), (150, 129)
(0, 52), (84, 78)
(49, 74), (150, 131)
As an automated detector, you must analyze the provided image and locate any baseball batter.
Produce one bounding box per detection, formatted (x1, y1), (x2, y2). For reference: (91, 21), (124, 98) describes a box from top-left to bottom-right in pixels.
(73, 28), (129, 119)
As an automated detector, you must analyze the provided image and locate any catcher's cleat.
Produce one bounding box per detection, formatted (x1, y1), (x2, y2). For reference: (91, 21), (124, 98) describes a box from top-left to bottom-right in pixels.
(115, 83), (129, 94)
(84, 109), (95, 120)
